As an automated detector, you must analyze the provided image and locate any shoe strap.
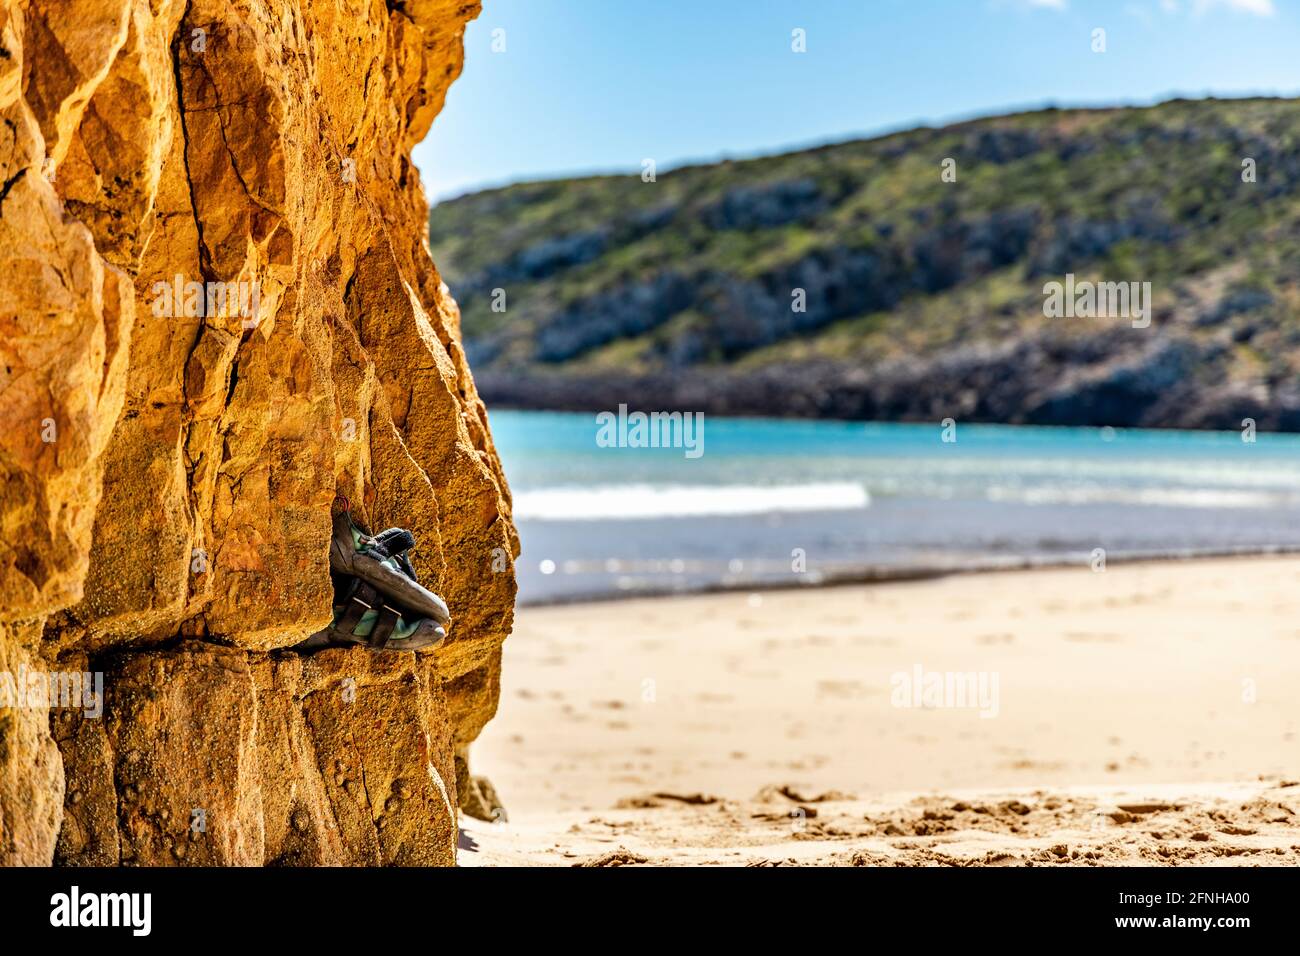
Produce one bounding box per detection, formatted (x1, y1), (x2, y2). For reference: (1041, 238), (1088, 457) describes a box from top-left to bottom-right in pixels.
(368, 606), (402, 649)
(336, 581), (380, 635)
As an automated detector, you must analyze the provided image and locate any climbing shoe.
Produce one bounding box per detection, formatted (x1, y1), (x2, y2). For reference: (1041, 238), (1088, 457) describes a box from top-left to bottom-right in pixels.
(297, 509), (450, 653)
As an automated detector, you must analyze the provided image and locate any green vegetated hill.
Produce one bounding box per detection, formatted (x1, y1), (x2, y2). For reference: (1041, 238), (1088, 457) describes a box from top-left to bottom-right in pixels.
(429, 97), (1300, 429)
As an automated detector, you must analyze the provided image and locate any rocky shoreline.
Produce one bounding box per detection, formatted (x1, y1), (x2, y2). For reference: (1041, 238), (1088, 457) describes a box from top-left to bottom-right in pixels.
(478, 327), (1300, 431)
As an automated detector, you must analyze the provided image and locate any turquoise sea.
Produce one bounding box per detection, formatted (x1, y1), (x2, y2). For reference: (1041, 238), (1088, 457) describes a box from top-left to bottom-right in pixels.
(489, 411), (1300, 604)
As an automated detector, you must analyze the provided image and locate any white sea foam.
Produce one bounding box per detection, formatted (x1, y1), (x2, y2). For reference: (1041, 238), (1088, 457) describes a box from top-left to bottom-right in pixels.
(513, 482), (870, 521)
(982, 484), (1294, 509)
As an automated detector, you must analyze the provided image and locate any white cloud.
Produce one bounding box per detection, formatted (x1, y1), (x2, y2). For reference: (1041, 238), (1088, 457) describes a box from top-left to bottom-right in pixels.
(1221, 0), (1275, 13)
(1125, 2), (1157, 23)
(1012, 0), (1274, 17)
(989, 0), (1069, 11)
(1171, 0), (1278, 15)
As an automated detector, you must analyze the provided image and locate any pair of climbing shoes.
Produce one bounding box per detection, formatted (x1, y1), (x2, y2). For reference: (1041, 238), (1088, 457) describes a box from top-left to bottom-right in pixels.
(298, 508), (450, 653)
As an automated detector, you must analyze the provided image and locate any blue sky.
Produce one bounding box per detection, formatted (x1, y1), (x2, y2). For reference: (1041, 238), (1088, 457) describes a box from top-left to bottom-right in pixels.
(413, 0), (1300, 203)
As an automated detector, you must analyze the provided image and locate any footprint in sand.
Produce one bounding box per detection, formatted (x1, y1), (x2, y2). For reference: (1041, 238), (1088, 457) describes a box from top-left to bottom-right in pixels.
(696, 691), (734, 703)
(816, 679), (871, 699)
(1003, 758), (1066, 772)
(851, 635), (899, 647)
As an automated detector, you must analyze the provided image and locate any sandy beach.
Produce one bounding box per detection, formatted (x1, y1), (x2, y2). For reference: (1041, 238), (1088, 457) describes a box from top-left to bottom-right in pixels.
(460, 556), (1300, 866)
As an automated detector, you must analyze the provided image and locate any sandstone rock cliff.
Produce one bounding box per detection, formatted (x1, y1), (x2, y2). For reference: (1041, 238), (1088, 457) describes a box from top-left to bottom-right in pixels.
(0, 0), (517, 866)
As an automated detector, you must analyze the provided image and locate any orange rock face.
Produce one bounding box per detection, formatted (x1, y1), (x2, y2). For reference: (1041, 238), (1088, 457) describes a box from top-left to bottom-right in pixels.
(0, 0), (517, 865)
